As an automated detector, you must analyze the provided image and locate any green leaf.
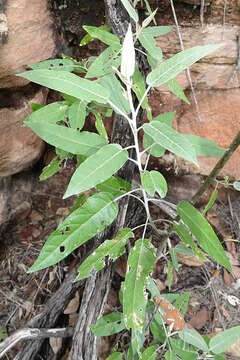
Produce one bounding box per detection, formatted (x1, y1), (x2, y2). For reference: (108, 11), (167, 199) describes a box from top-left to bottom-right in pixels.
(141, 170), (167, 198)
(209, 326), (240, 354)
(147, 44), (221, 86)
(19, 70), (110, 104)
(80, 24), (111, 46)
(86, 46), (121, 79)
(203, 188), (218, 215)
(167, 78), (190, 104)
(26, 122), (107, 156)
(39, 157), (60, 181)
(68, 101), (86, 130)
(83, 25), (121, 50)
(95, 112), (108, 141)
(140, 26), (172, 37)
(96, 176), (131, 197)
(28, 192), (118, 272)
(107, 353), (122, 360)
(142, 8), (158, 28)
(139, 30), (162, 61)
(165, 351), (177, 360)
(179, 327), (209, 352)
(150, 315), (166, 343)
(173, 222), (196, 249)
(91, 312), (125, 336)
(141, 345), (157, 360)
(170, 247), (179, 272)
(29, 102), (44, 112)
(143, 122), (198, 165)
(170, 339), (197, 360)
(25, 102), (68, 125)
(123, 239), (155, 331)
(177, 201), (231, 272)
(213, 355), (225, 360)
(0, 325), (7, 342)
(121, 0), (139, 22)
(75, 228), (134, 280)
(132, 66), (152, 119)
(186, 135), (225, 157)
(233, 181), (240, 191)
(100, 74), (131, 115)
(174, 292), (190, 316)
(64, 144), (128, 198)
(30, 58), (85, 73)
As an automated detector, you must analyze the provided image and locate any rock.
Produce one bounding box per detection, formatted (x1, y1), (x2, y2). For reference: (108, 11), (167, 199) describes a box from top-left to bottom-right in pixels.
(0, 0), (58, 88)
(0, 87), (47, 177)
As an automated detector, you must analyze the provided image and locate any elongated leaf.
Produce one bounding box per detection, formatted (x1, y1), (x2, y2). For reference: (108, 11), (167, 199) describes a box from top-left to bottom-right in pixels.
(143, 121), (198, 165)
(173, 222), (196, 249)
(68, 101), (86, 130)
(121, 24), (135, 80)
(177, 201), (231, 271)
(142, 8), (158, 28)
(132, 66), (152, 119)
(123, 239), (155, 331)
(75, 228), (134, 280)
(39, 157), (60, 181)
(167, 78), (190, 104)
(26, 121), (107, 156)
(179, 328), (209, 352)
(140, 26), (172, 37)
(107, 353), (122, 360)
(95, 112), (108, 141)
(141, 345), (157, 360)
(209, 326), (240, 354)
(30, 58), (84, 73)
(203, 188), (218, 215)
(86, 47), (121, 79)
(186, 135), (225, 157)
(64, 144), (128, 198)
(91, 312), (125, 336)
(141, 170), (167, 198)
(80, 24), (111, 46)
(100, 74), (131, 115)
(121, 0), (139, 22)
(25, 102), (68, 125)
(96, 176), (131, 197)
(147, 44), (220, 86)
(28, 192), (118, 272)
(139, 30), (162, 61)
(19, 70), (110, 104)
(83, 25), (120, 50)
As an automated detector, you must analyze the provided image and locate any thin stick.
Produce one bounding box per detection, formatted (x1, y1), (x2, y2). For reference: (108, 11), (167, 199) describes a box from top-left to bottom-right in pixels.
(169, 0), (203, 122)
(0, 327), (73, 359)
(191, 131), (240, 204)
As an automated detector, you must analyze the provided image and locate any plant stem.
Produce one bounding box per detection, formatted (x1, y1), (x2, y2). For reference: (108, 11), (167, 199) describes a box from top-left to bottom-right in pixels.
(191, 131), (240, 204)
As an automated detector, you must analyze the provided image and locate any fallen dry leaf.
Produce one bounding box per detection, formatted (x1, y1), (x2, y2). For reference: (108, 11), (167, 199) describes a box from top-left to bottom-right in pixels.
(154, 296), (185, 331)
(189, 308), (210, 330)
(225, 239), (238, 260)
(177, 253), (203, 267)
(232, 266), (240, 279)
(223, 268), (234, 286)
(64, 291), (80, 314)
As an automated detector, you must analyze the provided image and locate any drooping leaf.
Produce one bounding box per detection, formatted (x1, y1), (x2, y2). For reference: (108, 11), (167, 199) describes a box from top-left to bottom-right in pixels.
(177, 201), (231, 272)
(64, 144), (128, 198)
(86, 46), (121, 79)
(179, 328), (209, 352)
(30, 58), (85, 73)
(132, 66), (152, 119)
(19, 70), (110, 104)
(143, 121), (198, 165)
(95, 112), (108, 141)
(167, 78), (190, 104)
(186, 135), (225, 157)
(141, 345), (157, 360)
(28, 192), (118, 272)
(121, 24), (135, 81)
(39, 157), (60, 182)
(26, 122), (107, 156)
(25, 102), (68, 125)
(141, 170), (167, 198)
(68, 101), (86, 130)
(75, 228), (134, 280)
(209, 326), (240, 354)
(107, 352), (122, 360)
(96, 176), (131, 197)
(203, 188), (218, 215)
(83, 25), (121, 50)
(90, 312), (125, 336)
(123, 239), (155, 331)
(121, 0), (139, 22)
(139, 29), (162, 61)
(147, 44), (221, 86)
(80, 24), (111, 46)
(233, 181), (240, 191)
(100, 74), (131, 115)
(142, 8), (158, 28)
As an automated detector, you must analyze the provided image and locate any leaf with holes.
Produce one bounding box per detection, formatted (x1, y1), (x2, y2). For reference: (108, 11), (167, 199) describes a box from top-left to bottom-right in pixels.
(68, 101), (86, 130)
(86, 46), (121, 79)
(26, 121), (107, 156)
(27, 192), (118, 273)
(121, 0), (139, 22)
(25, 102), (68, 125)
(177, 201), (231, 272)
(123, 239), (155, 331)
(39, 157), (60, 182)
(141, 170), (167, 198)
(147, 44), (221, 86)
(83, 25), (120, 50)
(30, 58), (85, 73)
(186, 135), (225, 157)
(179, 328), (208, 352)
(91, 312), (125, 336)
(209, 326), (240, 354)
(143, 121), (198, 165)
(64, 144), (128, 198)
(75, 228), (134, 281)
(19, 70), (110, 104)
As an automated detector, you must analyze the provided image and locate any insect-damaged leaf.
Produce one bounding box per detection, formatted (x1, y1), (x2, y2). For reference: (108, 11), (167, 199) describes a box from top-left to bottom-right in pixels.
(28, 193), (118, 272)
(91, 312), (125, 336)
(64, 144), (128, 198)
(123, 239), (155, 331)
(30, 58), (84, 73)
(19, 70), (110, 104)
(75, 228), (134, 281)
